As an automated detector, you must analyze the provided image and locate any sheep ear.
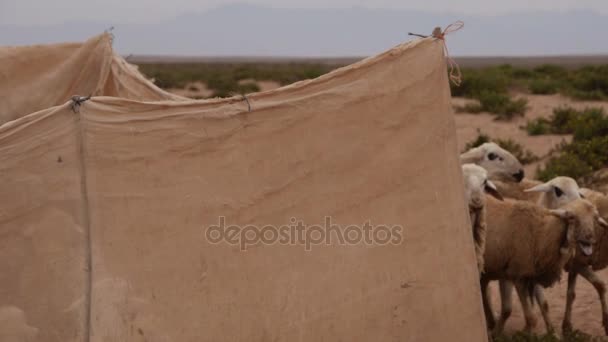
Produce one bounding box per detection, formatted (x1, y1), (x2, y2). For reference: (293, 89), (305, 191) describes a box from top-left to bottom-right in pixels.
(460, 146), (484, 164)
(550, 209), (571, 220)
(599, 217), (608, 229)
(525, 183), (553, 193)
(485, 180), (504, 201)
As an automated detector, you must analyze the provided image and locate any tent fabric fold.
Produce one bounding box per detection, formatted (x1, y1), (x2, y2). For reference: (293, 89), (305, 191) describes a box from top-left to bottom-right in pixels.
(0, 37), (487, 341)
(0, 33), (186, 125)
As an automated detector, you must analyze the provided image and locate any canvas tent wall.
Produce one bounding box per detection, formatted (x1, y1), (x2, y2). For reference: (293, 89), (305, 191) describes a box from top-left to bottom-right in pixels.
(0, 37), (487, 341)
(0, 33), (186, 125)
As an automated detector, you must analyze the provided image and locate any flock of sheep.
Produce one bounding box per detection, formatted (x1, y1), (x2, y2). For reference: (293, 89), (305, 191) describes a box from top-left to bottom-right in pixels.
(460, 142), (608, 337)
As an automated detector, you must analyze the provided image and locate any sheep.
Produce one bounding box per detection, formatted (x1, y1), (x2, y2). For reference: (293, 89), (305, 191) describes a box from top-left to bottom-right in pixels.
(460, 142), (525, 183)
(490, 177), (585, 334)
(562, 188), (608, 335)
(493, 176), (586, 207)
(461, 164), (504, 273)
(480, 197), (602, 335)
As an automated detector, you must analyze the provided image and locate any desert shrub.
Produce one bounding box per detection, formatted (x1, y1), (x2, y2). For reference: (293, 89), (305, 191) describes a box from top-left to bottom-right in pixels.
(529, 79), (560, 94)
(463, 132), (538, 165)
(453, 63), (608, 104)
(549, 106), (579, 134)
(459, 92), (527, 120)
(536, 108), (608, 181)
(525, 118), (551, 135)
(566, 65), (608, 100)
(524, 107), (607, 137)
(236, 81), (261, 94)
(533, 64), (568, 79)
(138, 62), (341, 98)
(537, 138), (608, 181)
(569, 108), (608, 141)
(450, 67), (510, 98)
(477, 91), (527, 120)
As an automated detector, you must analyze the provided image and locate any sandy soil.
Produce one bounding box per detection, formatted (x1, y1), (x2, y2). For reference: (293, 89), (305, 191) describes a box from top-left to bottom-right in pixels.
(486, 269), (608, 337)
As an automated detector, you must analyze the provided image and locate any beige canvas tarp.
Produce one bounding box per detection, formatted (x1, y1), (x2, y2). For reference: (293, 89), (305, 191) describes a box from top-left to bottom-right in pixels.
(0, 37), (487, 341)
(0, 33), (186, 125)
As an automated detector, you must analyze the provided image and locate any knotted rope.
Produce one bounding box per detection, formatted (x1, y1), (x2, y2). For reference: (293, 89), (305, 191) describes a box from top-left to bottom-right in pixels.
(409, 21), (464, 86)
(104, 26), (115, 46)
(70, 95), (92, 113)
(241, 94), (252, 112)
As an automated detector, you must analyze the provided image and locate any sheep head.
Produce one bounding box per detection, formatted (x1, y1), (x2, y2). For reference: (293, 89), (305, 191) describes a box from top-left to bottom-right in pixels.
(462, 164), (503, 213)
(460, 142), (524, 183)
(525, 176), (582, 209)
(550, 199), (607, 257)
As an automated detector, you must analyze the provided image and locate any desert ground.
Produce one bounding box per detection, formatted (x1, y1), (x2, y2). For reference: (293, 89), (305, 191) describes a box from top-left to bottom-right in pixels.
(134, 56), (608, 339)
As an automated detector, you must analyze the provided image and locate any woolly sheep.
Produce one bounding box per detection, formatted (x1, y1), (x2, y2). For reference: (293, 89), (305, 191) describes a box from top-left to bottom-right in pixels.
(491, 177), (586, 334)
(480, 197), (602, 334)
(460, 143), (525, 183)
(562, 188), (608, 335)
(461, 164), (503, 273)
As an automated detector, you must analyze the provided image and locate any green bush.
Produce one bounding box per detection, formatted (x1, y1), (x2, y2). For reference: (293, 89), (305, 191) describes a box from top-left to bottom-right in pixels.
(137, 62), (341, 98)
(525, 118), (551, 135)
(524, 107), (607, 137)
(533, 64), (568, 79)
(550, 107), (579, 134)
(536, 107), (608, 181)
(569, 108), (608, 141)
(566, 65), (608, 100)
(477, 91), (528, 120)
(529, 79), (560, 94)
(450, 67), (511, 98)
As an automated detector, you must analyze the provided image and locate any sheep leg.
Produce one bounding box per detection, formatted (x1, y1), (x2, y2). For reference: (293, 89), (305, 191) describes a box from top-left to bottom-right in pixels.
(562, 270), (578, 335)
(493, 280), (513, 335)
(480, 277), (496, 330)
(514, 281), (537, 333)
(533, 285), (555, 334)
(579, 267), (608, 335)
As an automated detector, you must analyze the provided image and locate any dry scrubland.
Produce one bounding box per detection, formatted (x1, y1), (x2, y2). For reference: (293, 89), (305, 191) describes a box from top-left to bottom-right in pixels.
(136, 58), (608, 342)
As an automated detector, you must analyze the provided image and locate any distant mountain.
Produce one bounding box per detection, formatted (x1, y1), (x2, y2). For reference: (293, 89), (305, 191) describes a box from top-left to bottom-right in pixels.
(1, 4), (607, 57)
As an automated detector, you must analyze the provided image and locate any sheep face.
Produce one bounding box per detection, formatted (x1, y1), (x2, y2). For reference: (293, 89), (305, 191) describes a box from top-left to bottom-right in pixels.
(525, 176), (582, 209)
(551, 199), (607, 257)
(460, 142), (524, 183)
(462, 164), (503, 216)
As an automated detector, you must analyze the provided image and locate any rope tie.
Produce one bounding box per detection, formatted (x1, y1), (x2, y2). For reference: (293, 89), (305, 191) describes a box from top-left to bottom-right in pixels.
(242, 94), (252, 112)
(104, 26), (115, 46)
(70, 95), (92, 114)
(409, 21), (464, 86)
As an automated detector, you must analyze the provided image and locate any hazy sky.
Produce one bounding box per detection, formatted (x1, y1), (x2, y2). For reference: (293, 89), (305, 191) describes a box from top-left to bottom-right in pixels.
(2, 0), (608, 26)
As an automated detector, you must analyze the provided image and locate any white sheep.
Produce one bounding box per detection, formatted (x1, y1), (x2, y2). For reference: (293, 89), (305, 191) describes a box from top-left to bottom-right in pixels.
(460, 143), (525, 183)
(481, 197), (602, 335)
(562, 188), (608, 335)
(461, 164), (504, 273)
